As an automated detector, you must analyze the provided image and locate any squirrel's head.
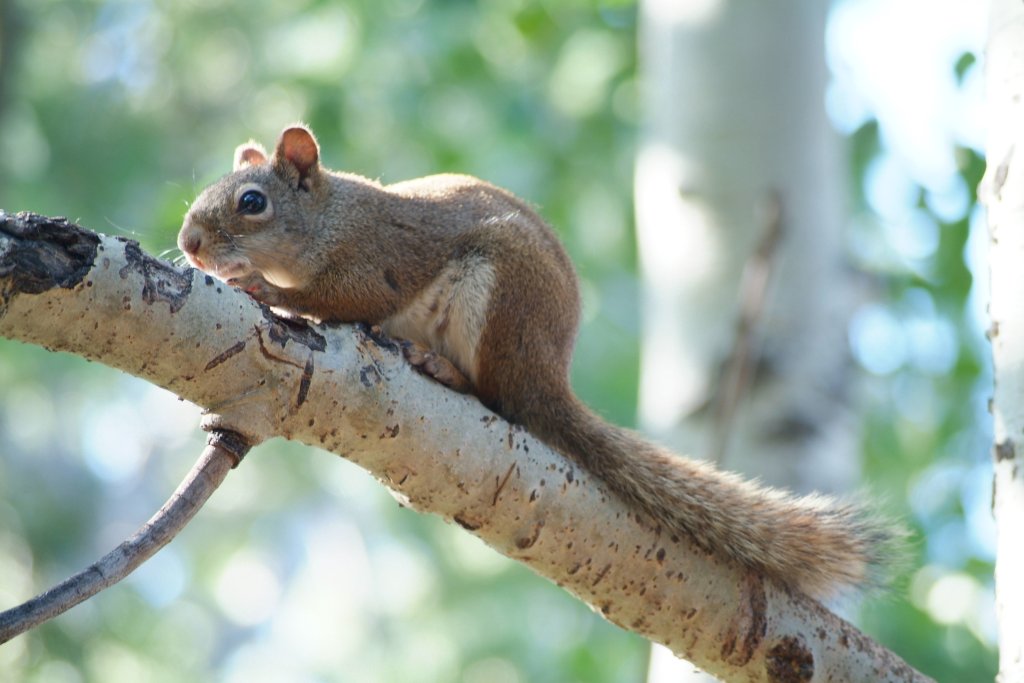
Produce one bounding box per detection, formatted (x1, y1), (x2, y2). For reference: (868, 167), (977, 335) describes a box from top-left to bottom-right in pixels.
(178, 124), (325, 288)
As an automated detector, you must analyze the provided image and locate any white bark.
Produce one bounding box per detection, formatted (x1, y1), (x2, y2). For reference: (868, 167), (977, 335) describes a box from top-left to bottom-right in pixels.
(635, 2), (854, 681)
(0, 213), (928, 681)
(985, 1), (1024, 679)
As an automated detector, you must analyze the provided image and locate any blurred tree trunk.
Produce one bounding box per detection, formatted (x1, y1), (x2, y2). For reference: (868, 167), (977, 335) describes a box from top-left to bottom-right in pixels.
(986, 0), (1024, 679)
(634, 2), (854, 680)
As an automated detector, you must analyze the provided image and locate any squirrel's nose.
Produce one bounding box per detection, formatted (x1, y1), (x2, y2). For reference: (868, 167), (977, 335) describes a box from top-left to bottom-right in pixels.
(178, 219), (203, 256)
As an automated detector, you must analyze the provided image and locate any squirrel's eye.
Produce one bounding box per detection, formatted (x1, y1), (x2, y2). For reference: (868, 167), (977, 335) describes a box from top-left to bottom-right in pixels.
(237, 189), (267, 215)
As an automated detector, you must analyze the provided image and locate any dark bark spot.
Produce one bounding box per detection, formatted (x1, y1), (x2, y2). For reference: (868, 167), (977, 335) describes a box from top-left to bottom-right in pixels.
(996, 439), (1016, 462)
(119, 239), (192, 313)
(360, 364), (383, 387)
(354, 322), (400, 354)
(720, 572), (767, 666)
(515, 521), (543, 549)
(454, 514), (481, 531)
(205, 340), (246, 371)
(994, 146), (1014, 199)
(297, 353), (314, 407)
(253, 326), (303, 369)
(264, 310), (326, 352)
(766, 635), (813, 683)
(0, 211), (99, 296)
(493, 462), (516, 505)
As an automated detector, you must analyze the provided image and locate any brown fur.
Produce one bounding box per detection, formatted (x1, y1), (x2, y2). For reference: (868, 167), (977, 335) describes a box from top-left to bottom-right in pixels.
(179, 125), (898, 600)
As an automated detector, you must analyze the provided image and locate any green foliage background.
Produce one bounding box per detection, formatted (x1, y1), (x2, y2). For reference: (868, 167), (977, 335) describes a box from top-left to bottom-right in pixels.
(0, 1), (994, 681)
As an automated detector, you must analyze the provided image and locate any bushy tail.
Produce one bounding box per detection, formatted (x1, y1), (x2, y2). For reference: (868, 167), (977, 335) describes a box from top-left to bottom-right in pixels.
(525, 393), (898, 601)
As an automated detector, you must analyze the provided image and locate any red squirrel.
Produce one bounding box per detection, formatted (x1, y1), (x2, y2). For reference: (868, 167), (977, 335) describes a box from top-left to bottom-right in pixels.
(178, 125), (897, 600)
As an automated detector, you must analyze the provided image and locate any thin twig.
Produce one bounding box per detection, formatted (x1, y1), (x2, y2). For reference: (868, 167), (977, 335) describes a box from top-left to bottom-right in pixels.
(0, 429), (250, 644)
(709, 190), (784, 464)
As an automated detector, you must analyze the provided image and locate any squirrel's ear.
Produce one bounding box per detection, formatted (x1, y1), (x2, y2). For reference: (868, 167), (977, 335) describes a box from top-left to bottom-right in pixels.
(233, 141), (268, 171)
(274, 125), (321, 188)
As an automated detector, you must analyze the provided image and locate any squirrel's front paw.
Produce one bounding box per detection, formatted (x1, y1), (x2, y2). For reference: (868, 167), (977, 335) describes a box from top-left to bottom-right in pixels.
(228, 272), (284, 307)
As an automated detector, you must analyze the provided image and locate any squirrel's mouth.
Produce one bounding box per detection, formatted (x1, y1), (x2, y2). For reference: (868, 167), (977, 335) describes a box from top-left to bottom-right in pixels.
(184, 253), (253, 282)
(184, 252), (207, 271)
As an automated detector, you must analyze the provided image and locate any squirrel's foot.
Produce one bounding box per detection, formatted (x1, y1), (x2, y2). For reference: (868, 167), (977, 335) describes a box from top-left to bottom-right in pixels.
(228, 272), (285, 307)
(401, 340), (472, 393)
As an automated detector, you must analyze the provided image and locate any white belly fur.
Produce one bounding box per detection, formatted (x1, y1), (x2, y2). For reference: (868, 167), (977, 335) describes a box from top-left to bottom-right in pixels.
(382, 255), (495, 384)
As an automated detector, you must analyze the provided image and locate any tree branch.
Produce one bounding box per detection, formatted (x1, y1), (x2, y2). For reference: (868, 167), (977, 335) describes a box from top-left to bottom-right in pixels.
(0, 211), (931, 682)
(0, 429), (249, 644)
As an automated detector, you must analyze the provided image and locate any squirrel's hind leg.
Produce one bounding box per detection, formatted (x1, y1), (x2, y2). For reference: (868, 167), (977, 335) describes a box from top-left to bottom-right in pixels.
(400, 340), (472, 393)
